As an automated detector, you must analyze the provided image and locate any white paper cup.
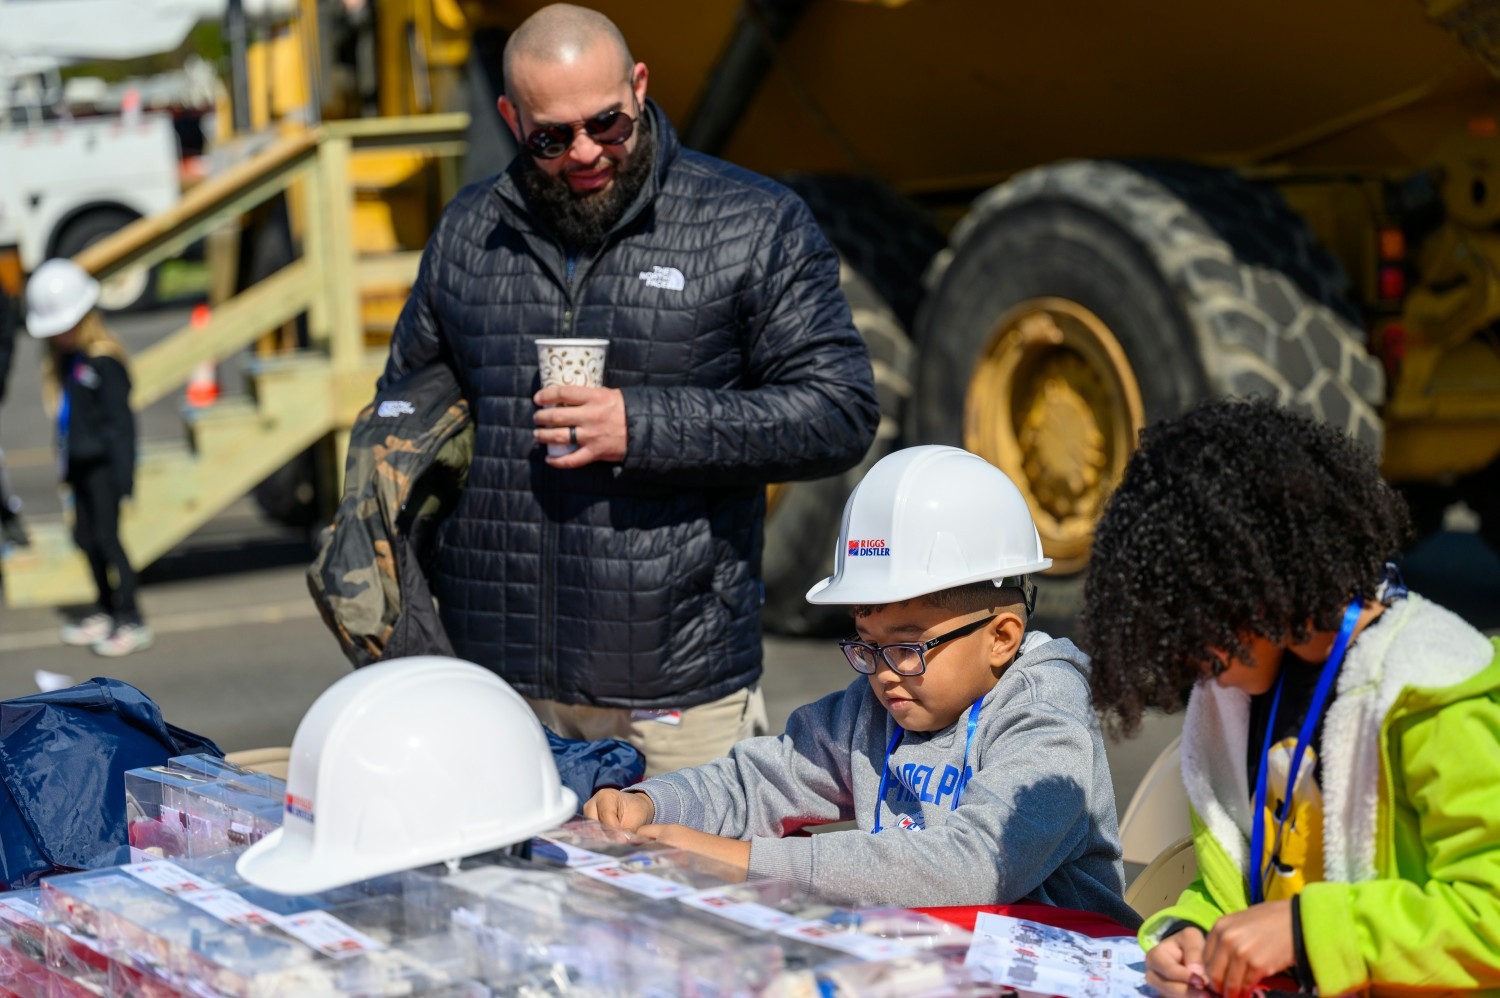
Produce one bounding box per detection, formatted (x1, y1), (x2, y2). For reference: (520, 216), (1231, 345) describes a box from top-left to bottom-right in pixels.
(535, 338), (609, 456)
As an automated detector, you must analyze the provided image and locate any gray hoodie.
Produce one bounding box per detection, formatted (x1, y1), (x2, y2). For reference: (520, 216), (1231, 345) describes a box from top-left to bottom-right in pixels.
(637, 632), (1139, 926)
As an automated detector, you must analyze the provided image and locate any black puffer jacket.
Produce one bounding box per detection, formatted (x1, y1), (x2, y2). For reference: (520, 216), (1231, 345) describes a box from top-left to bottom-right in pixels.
(381, 102), (878, 709)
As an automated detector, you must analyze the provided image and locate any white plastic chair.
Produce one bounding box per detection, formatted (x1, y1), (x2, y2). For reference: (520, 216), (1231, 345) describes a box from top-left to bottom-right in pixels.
(224, 746), (292, 780)
(1118, 735), (1190, 866)
(1124, 835), (1198, 919)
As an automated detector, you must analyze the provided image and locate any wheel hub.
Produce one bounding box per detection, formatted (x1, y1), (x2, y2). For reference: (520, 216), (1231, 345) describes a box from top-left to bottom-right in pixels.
(965, 298), (1145, 574)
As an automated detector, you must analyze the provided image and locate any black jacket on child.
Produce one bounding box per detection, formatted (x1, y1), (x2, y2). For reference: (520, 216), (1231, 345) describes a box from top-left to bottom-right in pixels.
(61, 352), (135, 498)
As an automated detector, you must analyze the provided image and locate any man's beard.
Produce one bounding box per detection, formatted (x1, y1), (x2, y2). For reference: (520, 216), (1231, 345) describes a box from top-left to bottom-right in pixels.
(517, 119), (655, 254)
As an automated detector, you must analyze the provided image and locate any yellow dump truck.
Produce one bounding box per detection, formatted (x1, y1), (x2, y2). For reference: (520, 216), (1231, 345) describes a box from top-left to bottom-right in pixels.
(10, 0), (1500, 637)
(448, 0), (1499, 631)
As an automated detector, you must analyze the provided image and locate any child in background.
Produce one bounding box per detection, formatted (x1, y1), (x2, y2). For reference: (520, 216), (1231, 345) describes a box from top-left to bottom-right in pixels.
(587, 445), (1137, 926)
(27, 259), (151, 656)
(1084, 397), (1500, 997)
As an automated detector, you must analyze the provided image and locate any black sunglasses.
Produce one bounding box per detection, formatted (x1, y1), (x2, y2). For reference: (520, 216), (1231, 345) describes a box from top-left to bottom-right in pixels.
(523, 108), (635, 160)
(839, 613), (997, 677)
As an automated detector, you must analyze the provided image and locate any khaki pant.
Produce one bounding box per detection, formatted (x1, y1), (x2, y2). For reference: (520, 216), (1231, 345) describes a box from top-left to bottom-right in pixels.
(526, 685), (769, 779)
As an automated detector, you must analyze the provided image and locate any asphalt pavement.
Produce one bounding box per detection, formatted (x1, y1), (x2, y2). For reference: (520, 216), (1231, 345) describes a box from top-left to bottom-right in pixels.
(2, 305), (1498, 823)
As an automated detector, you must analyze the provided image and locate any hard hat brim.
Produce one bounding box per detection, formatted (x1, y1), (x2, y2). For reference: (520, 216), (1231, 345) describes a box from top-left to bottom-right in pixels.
(236, 786), (579, 895)
(26, 299), (93, 339)
(806, 559), (1053, 605)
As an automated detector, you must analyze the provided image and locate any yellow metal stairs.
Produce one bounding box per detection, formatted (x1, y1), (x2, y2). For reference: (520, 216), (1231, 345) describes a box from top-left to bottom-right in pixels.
(2, 351), (386, 607)
(0, 115), (466, 608)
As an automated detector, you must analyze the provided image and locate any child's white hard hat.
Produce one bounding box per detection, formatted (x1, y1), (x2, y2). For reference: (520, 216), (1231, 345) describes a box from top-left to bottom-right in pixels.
(25, 258), (100, 339)
(237, 656), (577, 894)
(806, 445), (1051, 605)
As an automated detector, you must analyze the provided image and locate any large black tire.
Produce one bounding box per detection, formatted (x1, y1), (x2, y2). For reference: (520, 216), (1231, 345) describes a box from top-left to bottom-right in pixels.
(52, 209), (156, 313)
(759, 176), (935, 637)
(913, 160), (1384, 635)
(760, 262), (912, 636)
(1457, 457), (1500, 557)
(776, 174), (946, 333)
(245, 202), (326, 528)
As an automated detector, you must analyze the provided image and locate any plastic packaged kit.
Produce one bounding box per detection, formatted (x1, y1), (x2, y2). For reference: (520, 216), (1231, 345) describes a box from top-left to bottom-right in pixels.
(0, 887), (98, 998)
(124, 764), (283, 863)
(444, 863), (792, 997)
(525, 819), (679, 868)
(38, 859), (486, 998)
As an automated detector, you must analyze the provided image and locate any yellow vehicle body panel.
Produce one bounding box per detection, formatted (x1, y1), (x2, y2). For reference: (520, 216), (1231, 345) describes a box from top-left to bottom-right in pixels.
(462, 0), (1486, 183)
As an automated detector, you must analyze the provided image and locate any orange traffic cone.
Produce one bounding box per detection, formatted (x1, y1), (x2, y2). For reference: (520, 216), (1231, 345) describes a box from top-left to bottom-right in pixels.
(185, 303), (219, 407)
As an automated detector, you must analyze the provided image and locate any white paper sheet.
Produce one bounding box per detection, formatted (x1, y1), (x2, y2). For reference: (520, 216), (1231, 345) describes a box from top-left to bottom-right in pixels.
(963, 912), (1158, 998)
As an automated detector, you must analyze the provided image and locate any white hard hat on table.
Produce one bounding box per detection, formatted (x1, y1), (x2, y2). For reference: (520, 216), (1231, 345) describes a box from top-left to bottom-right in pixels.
(237, 656), (578, 894)
(25, 259), (100, 339)
(806, 445), (1051, 605)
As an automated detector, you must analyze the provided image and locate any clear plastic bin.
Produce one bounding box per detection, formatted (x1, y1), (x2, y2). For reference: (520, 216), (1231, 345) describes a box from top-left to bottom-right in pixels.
(125, 766), (284, 862)
(40, 859), (486, 997)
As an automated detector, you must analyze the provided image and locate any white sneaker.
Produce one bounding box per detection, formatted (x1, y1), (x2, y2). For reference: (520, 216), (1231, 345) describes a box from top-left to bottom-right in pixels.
(61, 612), (114, 647)
(92, 623), (154, 657)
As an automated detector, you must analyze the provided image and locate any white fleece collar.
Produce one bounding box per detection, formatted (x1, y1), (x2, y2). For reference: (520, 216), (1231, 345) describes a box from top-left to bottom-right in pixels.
(1179, 594), (1493, 883)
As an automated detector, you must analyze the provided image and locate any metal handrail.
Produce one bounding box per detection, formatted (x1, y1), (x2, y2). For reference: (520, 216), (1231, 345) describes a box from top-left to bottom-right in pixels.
(66, 114), (468, 411)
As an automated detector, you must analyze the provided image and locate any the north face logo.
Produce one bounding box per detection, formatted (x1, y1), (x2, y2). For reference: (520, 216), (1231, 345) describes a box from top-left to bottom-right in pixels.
(377, 401), (416, 417)
(638, 266), (685, 291)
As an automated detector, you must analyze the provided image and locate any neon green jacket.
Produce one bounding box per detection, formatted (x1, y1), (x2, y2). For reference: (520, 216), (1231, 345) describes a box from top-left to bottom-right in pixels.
(1140, 594), (1500, 995)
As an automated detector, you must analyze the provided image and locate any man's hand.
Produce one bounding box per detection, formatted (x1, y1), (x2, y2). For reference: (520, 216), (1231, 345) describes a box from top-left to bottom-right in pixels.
(1145, 925), (1209, 998)
(637, 824), (750, 882)
(583, 789), (655, 831)
(1203, 900), (1295, 998)
(533, 385), (627, 468)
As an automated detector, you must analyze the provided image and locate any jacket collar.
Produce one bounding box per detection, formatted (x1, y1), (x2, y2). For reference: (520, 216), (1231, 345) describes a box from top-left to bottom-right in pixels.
(1178, 593), (1498, 883)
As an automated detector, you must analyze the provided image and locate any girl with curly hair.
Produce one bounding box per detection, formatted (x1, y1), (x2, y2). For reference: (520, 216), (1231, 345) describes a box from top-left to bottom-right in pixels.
(1084, 397), (1500, 997)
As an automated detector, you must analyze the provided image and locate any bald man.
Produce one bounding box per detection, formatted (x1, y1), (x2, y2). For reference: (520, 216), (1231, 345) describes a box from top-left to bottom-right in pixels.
(380, 4), (878, 775)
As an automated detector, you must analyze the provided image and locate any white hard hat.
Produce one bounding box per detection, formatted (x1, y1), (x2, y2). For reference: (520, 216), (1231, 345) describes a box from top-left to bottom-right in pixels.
(237, 656), (578, 894)
(25, 258), (100, 338)
(806, 445), (1052, 605)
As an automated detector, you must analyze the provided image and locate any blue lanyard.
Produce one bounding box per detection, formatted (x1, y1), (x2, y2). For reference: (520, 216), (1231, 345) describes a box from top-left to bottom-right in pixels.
(1248, 599), (1362, 904)
(872, 697), (984, 833)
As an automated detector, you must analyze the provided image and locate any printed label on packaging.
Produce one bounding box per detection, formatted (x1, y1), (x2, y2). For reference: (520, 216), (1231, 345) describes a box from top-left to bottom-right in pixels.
(777, 920), (917, 960)
(276, 909), (386, 959)
(678, 890), (806, 931)
(122, 860), (218, 895)
(76, 873), (149, 899)
(575, 862), (694, 899)
(0, 896), (42, 924)
(529, 836), (614, 868)
(179, 889), (279, 929)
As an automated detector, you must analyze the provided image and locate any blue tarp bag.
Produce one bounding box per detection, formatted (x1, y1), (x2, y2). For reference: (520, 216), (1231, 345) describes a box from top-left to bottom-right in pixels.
(546, 727), (644, 803)
(0, 678), (221, 888)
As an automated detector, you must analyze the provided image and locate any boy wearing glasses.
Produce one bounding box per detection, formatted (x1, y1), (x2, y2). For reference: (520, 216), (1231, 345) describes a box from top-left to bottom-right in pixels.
(1084, 399), (1500, 998)
(586, 446), (1137, 922)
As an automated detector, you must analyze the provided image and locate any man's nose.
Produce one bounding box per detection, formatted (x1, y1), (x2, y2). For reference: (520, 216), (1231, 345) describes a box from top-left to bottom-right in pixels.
(567, 130), (605, 165)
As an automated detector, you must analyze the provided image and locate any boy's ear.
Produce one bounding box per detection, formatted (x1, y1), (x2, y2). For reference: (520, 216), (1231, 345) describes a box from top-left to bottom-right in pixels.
(988, 612), (1026, 671)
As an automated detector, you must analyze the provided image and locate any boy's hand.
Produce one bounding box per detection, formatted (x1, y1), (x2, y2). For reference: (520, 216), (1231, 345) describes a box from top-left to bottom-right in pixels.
(583, 789), (655, 831)
(1203, 900), (1294, 998)
(637, 824), (750, 882)
(1145, 925), (1209, 998)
